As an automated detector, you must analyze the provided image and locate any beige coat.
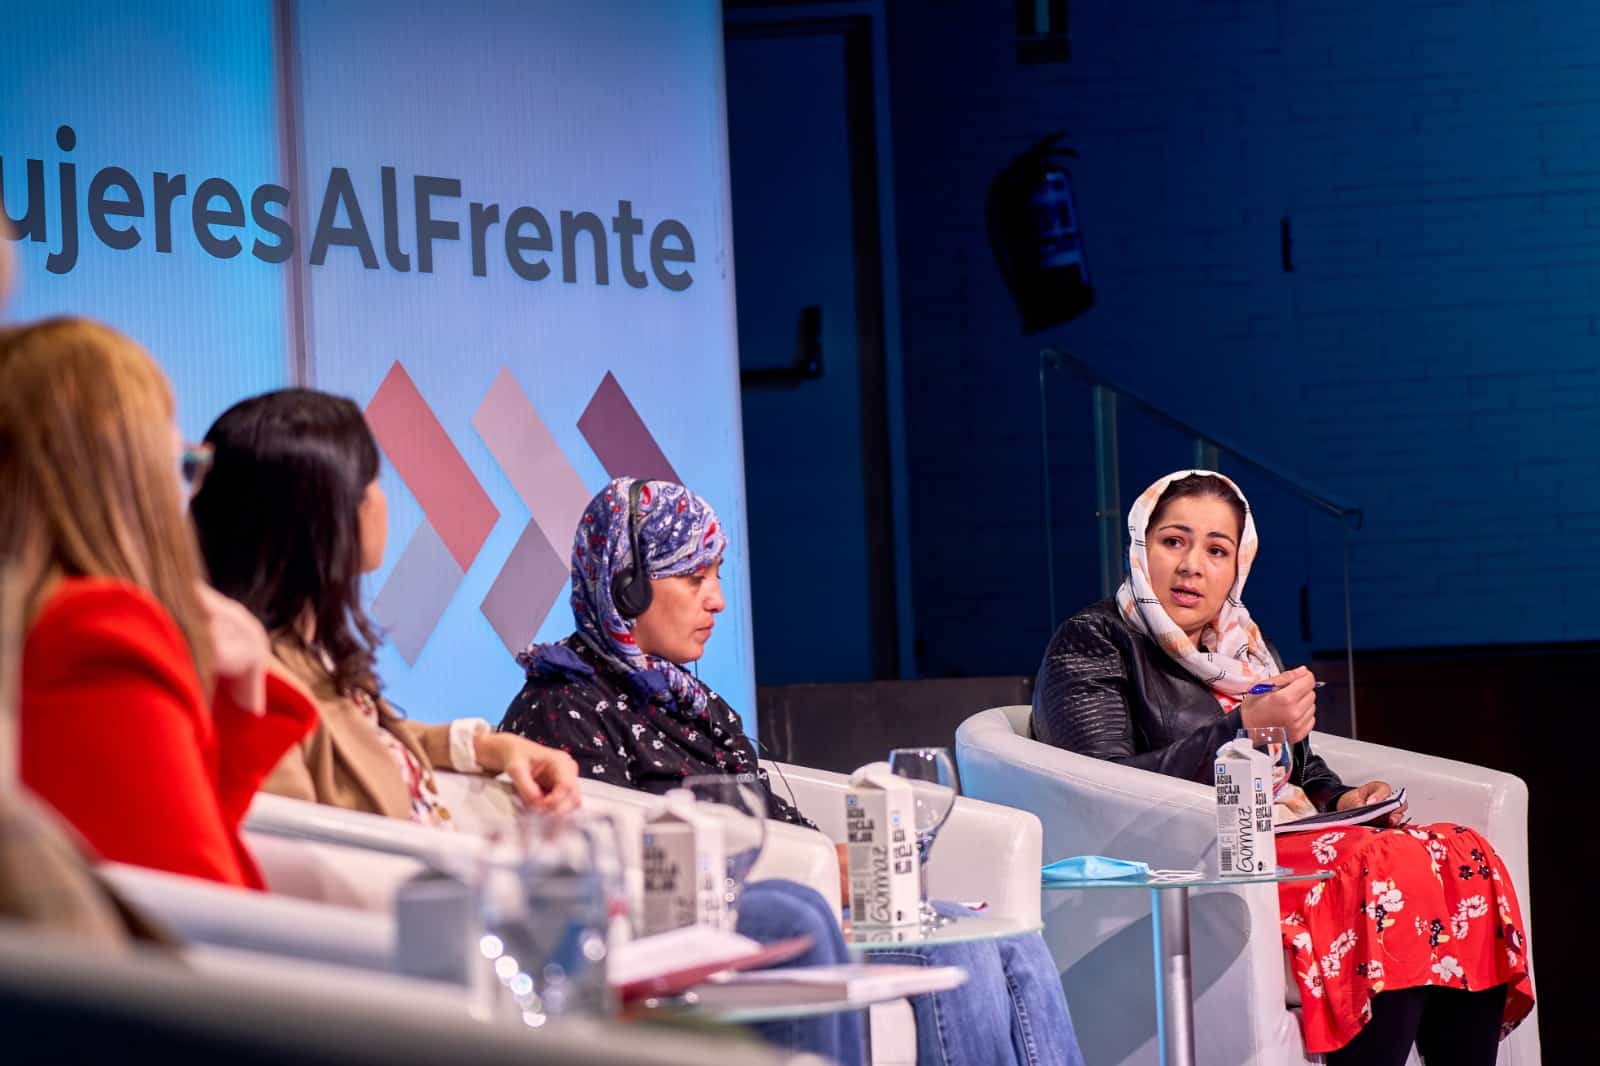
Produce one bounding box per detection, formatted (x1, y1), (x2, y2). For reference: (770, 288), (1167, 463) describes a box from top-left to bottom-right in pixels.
(262, 641), (454, 821)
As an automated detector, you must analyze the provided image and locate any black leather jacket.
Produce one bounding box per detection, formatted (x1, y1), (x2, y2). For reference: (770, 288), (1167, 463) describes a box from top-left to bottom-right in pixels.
(1031, 598), (1353, 812)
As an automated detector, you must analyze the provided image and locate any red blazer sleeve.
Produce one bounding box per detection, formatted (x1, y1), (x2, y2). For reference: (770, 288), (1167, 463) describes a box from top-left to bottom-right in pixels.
(19, 580), (287, 888)
(210, 666), (318, 828)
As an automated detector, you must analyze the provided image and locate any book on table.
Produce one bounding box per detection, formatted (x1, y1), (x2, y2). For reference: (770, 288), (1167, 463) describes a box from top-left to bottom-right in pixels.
(609, 926), (814, 1002)
(687, 962), (969, 1008)
(1275, 787), (1407, 834)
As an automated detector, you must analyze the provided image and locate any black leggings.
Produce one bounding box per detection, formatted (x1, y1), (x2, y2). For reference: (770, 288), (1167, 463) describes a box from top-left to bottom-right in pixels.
(1326, 984), (1508, 1066)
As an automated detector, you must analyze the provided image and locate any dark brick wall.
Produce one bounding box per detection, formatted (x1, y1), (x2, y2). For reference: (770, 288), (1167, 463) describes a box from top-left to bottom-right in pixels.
(886, 0), (1600, 678)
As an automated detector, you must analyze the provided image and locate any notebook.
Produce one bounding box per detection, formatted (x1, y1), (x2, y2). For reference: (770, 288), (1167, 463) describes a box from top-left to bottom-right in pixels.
(688, 962), (969, 1008)
(1274, 788), (1407, 834)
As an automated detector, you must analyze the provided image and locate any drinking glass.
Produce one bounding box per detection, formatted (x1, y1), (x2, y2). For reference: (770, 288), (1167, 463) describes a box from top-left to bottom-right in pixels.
(581, 810), (637, 949)
(1238, 725), (1293, 800)
(476, 812), (615, 1027)
(887, 747), (959, 926)
(683, 773), (768, 931)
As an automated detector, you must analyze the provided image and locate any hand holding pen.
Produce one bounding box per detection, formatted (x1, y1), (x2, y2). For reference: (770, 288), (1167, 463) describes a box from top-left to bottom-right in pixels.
(1239, 666), (1318, 743)
(1246, 680), (1327, 696)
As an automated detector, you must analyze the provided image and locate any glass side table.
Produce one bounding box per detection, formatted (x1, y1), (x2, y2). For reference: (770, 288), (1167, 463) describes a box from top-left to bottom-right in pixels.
(1042, 865), (1333, 1066)
(629, 990), (887, 1026)
(843, 913), (1042, 951)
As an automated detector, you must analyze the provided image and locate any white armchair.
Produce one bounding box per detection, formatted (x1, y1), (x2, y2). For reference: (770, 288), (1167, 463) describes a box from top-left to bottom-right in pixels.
(955, 706), (1539, 1066)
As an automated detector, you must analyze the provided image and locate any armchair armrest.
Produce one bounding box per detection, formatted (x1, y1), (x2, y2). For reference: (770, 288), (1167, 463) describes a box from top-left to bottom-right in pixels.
(244, 793), (491, 911)
(246, 792), (485, 868)
(954, 712), (1218, 869)
(764, 759), (1042, 926)
(1309, 731), (1528, 841)
(431, 770), (521, 835)
(100, 863), (395, 972)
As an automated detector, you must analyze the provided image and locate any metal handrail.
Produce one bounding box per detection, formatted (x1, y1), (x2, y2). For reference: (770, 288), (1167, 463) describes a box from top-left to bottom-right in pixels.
(1041, 348), (1363, 529)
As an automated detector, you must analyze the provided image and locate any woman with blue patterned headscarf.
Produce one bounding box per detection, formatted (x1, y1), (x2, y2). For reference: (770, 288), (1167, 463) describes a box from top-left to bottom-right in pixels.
(502, 477), (804, 823)
(501, 478), (1086, 1066)
(501, 478), (856, 1063)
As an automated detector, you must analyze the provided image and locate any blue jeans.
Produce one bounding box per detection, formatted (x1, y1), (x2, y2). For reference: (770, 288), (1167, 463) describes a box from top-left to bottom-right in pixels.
(866, 905), (1084, 1066)
(736, 880), (867, 1065)
(739, 885), (1080, 1066)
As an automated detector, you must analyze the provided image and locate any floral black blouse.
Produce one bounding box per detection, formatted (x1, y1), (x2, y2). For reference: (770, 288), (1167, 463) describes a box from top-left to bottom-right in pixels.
(498, 635), (811, 827)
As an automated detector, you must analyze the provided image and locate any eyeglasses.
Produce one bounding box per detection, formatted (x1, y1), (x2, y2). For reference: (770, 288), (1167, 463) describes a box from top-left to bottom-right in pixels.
(180, 442), (214, 490)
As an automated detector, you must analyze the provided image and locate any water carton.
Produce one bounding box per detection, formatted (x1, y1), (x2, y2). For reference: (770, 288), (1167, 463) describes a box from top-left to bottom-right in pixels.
(844, 762), (920, 926)
(640, 790), (727, 934)
(1214, 737), (1277, 878)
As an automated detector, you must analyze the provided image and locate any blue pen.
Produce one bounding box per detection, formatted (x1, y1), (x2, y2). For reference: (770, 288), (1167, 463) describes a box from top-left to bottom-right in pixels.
(1247, 681), (1327, 695)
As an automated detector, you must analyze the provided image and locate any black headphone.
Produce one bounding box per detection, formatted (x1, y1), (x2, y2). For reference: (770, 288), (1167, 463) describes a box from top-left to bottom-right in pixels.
(610, 480), (654, 619)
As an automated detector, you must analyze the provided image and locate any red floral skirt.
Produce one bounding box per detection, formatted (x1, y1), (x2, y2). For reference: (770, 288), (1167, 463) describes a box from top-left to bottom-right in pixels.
(1276, 823), (1534, 1054)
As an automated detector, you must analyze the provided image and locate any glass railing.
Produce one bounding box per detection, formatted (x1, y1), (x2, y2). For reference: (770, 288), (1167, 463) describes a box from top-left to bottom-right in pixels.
(1039, 349), (1366, 736)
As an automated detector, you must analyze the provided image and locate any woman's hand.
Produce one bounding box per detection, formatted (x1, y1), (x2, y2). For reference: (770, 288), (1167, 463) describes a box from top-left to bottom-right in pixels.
(1239, 666), (1317, 743)
(197, 583), (270, 714)
(473, 733), (582, 813)
(1336, 780), (1408, 827)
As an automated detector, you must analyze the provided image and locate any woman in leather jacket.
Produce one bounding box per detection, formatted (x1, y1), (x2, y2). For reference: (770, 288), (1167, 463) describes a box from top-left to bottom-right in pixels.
(1033, 595), (1352, 809)
(1032, 470), (1532, 1066)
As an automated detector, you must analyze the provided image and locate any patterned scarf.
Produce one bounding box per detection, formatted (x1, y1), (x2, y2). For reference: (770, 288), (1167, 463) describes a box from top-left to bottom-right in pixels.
(517, 477), (727, 722)
(1114, 469), (1277, 707)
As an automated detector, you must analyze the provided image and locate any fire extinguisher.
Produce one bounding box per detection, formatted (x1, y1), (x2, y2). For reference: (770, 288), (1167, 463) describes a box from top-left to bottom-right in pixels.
(987, 131), (1094, 334)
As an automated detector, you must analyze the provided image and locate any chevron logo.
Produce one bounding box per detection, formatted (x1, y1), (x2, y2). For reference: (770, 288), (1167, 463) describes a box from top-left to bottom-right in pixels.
(365, 360), (678, 664)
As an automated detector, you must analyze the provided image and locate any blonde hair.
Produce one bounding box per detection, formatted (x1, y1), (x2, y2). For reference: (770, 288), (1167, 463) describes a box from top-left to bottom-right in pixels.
(0, 318), (212, 682)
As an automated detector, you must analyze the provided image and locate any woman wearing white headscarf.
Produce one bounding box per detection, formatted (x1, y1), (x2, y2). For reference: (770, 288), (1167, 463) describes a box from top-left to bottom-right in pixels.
(1033, 471), (1533, 1065)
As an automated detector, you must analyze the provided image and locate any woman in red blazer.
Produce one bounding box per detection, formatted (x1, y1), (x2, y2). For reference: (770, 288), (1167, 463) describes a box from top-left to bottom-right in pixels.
(1, 317), (315, 889)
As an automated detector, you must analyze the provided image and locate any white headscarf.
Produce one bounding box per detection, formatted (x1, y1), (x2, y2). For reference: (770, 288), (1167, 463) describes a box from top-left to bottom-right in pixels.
(1116, 471), (1318, 818)
(1114, 470), (1278, 706)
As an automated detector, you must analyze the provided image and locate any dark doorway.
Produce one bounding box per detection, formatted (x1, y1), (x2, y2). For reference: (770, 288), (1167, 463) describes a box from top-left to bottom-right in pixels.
(725, 13), (897, 685)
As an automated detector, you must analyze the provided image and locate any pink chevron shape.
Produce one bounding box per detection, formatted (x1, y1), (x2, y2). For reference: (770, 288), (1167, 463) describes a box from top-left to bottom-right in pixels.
(370, 521), (465, 665)
(473, 369), (592, 552)
(360, 362), (688, 659)
(473, 370), (591, 652)
(367, 361), (499, 571)
(578, 371), (681, 484)
(479, 521), (570, 655)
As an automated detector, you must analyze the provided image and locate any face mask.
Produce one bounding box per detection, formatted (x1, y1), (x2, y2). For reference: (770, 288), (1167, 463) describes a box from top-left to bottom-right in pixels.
(1041, 855), (1151, 881)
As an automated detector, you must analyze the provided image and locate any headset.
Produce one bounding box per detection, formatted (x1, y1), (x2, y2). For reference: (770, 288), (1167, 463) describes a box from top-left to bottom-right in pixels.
(610, 480), (654, 619)
(610, 480), (797, 810)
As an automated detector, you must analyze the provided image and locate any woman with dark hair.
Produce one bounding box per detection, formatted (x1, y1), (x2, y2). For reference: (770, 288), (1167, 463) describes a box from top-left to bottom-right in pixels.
(191, 388), (578, 823)
(3, 319), (316, 887)
(502, 477), (1085, 1066)
(1033, 470), (1534, 1064)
